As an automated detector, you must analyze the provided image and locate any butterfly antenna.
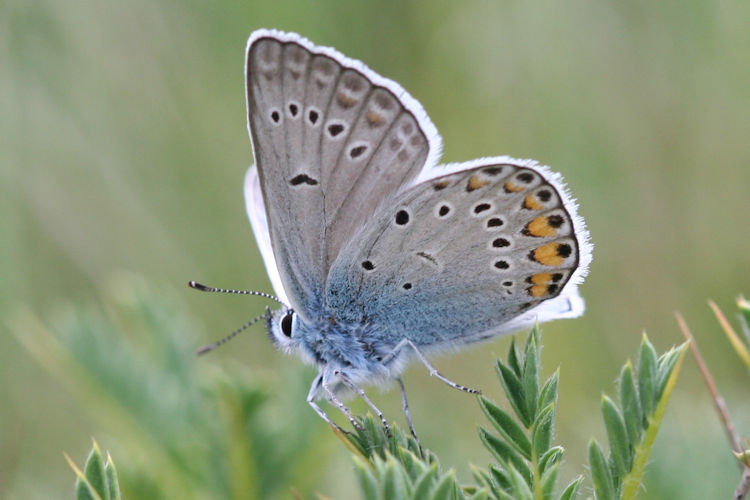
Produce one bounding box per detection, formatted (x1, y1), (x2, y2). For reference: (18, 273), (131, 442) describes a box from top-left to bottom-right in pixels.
(196, 312), (267, 355)
(188, 280), (287, 307)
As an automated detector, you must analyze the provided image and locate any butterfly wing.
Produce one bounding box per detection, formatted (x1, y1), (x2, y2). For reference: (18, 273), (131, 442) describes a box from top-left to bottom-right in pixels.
(245, 30), (440, 319)
(325, 157), (592, 350)
(244, 165), (289, 305)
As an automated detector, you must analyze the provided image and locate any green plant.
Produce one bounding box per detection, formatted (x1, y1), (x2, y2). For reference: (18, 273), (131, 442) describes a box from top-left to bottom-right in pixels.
(12, 276), (688, 499)
(347, 327), (687, 500)
(66, 441), (121, 500)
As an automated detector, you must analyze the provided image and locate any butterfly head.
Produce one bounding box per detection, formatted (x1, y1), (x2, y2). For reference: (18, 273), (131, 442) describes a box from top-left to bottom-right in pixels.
(265, 307), (301, 355)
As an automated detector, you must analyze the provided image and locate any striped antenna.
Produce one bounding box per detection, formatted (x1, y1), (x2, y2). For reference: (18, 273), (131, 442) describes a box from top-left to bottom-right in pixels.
(196, 312), (267, 355)
(188, 280), (286, 307)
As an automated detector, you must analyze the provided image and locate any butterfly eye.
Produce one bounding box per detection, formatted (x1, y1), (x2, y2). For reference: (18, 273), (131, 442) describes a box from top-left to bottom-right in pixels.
(280, 312), (294, 337)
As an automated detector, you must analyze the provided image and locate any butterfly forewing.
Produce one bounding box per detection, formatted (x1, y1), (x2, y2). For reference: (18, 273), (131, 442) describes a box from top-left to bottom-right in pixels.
(246, 31), (437, 318)
(325, 161), (581, 347)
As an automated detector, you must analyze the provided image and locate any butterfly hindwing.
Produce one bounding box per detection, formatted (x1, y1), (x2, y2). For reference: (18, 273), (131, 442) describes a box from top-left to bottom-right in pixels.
(325, 159), (587, 348)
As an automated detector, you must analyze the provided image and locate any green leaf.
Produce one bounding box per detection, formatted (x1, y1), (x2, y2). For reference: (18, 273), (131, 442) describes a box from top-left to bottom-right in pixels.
(478, 396), (532, 459)
(474, 465), (504, 499)
(637, 335), (657, 422)
(538, 446), (564, 473)
(522, 334), (540, 420)
(479, 428), (532, 484)
(655, 348), (683, 400)
(467, 488), (490, 500)
(82, 441), (108, 500)
(532, 403), (555, 461)
(430, 470), (459, 500)
(412, 464), (439, 500)
(538, 370), (559, 412)
(507, 463), (534, 500)
(558, 476), (583, 500)
(508, 339), (523, 377)
(489, 465), (512, 492)
(496, 361), (531, 427)
(103, 453), (120, 500)
(381, 459), (408, 500)
(738, 296), (750, 337)
(601, 395), (632, 478)
(620, 341), (688, 500)
(540, 462), (559, 499)
(588, 439), (615, 500)
(75, 479), (103, 500)
(399, 447), (428, 481)
(618, 362), (643, 444)
(354, 457), (379, 500)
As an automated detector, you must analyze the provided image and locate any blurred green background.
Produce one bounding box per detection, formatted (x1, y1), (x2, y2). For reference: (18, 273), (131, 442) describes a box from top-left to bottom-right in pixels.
(2, 0), (749, 498)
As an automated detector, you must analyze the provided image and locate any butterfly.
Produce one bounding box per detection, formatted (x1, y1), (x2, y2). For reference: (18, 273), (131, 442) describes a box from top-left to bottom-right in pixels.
(196, 29), (591, 433)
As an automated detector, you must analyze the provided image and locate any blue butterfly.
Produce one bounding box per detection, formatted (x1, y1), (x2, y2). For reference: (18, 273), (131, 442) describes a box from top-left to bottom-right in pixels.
(197, 29), (591, 434)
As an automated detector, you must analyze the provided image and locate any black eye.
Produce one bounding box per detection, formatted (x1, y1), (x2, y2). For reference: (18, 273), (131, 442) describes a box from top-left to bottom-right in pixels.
(280, 312), (293, 337)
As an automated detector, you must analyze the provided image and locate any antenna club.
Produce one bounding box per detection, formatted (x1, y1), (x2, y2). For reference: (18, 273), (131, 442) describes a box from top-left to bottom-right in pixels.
(189, 281), (210, 291)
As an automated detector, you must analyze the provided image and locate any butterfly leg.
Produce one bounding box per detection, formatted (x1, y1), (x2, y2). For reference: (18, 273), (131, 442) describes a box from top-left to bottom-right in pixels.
(320, 375), (366, 432)
(307, 374), (356, 433)
(384, 338), (481, 395)
(334, 370), (391, 436)
(397, 377), (423, 455)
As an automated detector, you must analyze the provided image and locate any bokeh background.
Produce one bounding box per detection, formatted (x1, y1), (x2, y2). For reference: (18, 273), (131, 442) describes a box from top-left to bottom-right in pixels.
(2, 0), (749, 498)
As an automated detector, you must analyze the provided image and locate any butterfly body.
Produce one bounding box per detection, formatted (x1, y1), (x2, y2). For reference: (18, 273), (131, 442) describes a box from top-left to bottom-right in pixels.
(242, 29), (592, 408)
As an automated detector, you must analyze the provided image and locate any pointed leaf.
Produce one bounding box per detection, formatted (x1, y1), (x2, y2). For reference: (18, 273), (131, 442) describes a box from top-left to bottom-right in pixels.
(354, 457), (378, 500)
(75, 478), (103, 500)
(621, 342), (688, 500)
(618, 362), (643, 444)
(538, 446), (564, 474)
(399, 447), (428, 481)
(381, 459), (408, 500)
(522, 335), (540, 420)
(588, 439), (615, 500)
(412, 463), (439, 500)
(637, 335), (657, 421)
(508, 338), (523, 377)
(538, 370), (559, 411)
(507, 463), (534, 500)
(489, 465), (512, 492)
(83, 442), (108, 500)
(479, 428), (532, 483)
(430, 470), (458, 500)
(710, 299), (750, 370)
(737, 296), (750, 343)
(558, 476), (583, 500)
(601, 395), (632, 478)
(532, 403), (555, 460)
(496, 361), (531, 426)
(473, 465), (504, 499)
(104, 453), (120, 500)
(467, 488), (490, 500)
(655, 346), (685, 399)
(540, 462), (559, 499)
(479, 396), (532, 459)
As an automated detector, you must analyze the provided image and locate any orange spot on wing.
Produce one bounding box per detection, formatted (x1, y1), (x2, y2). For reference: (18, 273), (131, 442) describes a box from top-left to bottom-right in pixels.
(523, 194), (544, 210)
(467, 175), (490, 191)
(337, 93), (357, 108)
(526, 216), (557, 237)
(532, 243), (565, 266)
(504, 182), (524, 193)
(366, 109), (385, 126)
(529, 284), (550, 298)
(529, 273), (553, 284)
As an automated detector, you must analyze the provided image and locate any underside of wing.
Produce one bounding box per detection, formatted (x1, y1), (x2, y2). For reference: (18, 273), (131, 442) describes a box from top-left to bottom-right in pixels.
(245, 30), (440, 317)
(325, 158), (592, 348)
